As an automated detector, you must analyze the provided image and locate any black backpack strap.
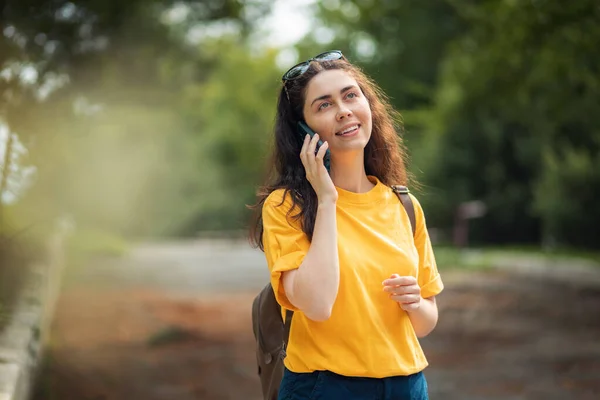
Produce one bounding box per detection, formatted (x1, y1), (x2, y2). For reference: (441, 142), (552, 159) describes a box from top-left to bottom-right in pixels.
(391, 185), (416, 237)
(283, 309), (293, 345)
(280, 309), (293, 359)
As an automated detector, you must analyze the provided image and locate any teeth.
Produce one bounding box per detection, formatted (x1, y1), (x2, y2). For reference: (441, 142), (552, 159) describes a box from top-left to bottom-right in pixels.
(340, 125), (358, 134)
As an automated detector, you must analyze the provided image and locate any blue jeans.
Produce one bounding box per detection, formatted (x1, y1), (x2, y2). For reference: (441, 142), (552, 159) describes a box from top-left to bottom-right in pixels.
(277, 367), (429, 400)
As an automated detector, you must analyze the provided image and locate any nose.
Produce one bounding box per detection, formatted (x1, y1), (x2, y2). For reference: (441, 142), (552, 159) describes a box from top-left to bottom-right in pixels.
(336, 105), (353, 120)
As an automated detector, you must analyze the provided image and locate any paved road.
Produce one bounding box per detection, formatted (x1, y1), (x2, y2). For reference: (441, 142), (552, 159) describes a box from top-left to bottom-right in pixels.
(52, 239), (600, 400)
(70, 239), (271, 295)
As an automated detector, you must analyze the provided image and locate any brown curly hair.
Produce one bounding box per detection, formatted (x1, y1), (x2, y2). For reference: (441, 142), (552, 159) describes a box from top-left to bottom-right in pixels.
(248, 56), (412, 250)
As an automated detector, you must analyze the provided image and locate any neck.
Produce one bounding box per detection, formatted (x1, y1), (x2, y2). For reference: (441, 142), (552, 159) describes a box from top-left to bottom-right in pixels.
(329, 151), (374, 193)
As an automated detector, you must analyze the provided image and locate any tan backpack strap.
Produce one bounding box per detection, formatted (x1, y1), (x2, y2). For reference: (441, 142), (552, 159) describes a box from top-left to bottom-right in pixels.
(391, 185), (416, 237)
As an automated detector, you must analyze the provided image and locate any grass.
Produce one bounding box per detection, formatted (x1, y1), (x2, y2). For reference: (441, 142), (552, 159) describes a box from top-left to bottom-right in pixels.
(434, 245), (600, 271)
(66, 228), (130, 259)
(434, 246), (494, 271)
(64, 228), (130, 270)
(476, 245), (600, 264)
(58, 228), (132, 288)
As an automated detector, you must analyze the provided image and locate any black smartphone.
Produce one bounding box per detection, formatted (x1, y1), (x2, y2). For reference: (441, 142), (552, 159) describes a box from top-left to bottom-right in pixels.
(297, 121), (331, 173)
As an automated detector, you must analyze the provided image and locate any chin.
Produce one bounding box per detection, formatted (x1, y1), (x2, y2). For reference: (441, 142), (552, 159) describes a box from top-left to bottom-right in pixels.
(334, 141), (369, 154)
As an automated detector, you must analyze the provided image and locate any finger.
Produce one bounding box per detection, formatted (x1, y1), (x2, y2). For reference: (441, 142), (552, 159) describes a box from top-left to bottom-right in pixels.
(396, 285), (420, 295)
(305, 135), (320, 177)
(400, 302), (420, 312)
(390, 294), (420, 304)
(383, 285), (405, 294)
(301, 134), (310, 152)
(299, 134), (309, 165)
(383, 275), (417, 287)
(382, 285), (394, 293)
(307, 134), (319, 161)
(315, 141), (329, 166)
(383, 285), (419, 295)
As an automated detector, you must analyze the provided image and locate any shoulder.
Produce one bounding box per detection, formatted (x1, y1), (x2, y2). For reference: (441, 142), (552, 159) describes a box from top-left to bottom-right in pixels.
(262, 189), (302, 227)
(389, 185), (427, 224)
(406, 192), (430, 228)
(407, 192), (426, 217)
(389, 184), (425, 214)
(407, 192), (424, 211)
(264, 188), (296, 211)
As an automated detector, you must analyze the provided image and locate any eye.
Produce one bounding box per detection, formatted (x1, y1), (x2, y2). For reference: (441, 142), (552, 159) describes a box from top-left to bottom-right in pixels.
(346, 92), (358, 99)
(318, 101), (330, 111)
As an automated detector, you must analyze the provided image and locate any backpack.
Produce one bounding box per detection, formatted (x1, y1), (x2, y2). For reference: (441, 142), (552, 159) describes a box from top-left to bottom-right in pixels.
(251, 185), (416, 400)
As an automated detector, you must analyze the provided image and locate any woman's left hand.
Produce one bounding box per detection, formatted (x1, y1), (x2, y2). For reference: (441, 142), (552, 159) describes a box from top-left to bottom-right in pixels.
(382, 274), (421, 312)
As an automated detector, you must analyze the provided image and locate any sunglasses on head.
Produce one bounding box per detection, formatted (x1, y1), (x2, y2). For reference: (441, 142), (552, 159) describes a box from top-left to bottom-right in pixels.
(281, 50), (345, 82)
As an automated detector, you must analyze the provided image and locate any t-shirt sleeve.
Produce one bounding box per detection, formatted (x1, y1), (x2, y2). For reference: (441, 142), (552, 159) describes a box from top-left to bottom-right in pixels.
(410, 194), (444, 299)
(262, 190), (310, 311)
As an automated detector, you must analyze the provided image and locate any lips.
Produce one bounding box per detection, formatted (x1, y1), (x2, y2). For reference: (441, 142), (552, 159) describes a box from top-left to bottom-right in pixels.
(335, 124), (361, 136)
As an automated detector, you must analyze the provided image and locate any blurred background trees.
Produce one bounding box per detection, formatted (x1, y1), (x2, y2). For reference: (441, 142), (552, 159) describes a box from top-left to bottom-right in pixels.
(306, 0), (600, 250)
(1, 0), (598, 259)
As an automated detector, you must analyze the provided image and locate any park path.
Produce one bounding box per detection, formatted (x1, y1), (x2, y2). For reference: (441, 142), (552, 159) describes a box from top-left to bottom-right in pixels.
(33, 239), (600, 400)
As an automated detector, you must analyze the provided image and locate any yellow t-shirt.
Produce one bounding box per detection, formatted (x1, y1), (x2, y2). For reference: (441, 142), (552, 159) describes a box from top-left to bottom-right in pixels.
(262, 175), (444, 378)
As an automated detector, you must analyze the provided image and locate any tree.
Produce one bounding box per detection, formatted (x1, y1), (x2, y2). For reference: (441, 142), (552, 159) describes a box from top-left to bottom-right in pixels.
(423, 0), (600, 248)
(1, 0), (273, 237)
(309, 0), (600, 249)
(177, 39), (281, 233)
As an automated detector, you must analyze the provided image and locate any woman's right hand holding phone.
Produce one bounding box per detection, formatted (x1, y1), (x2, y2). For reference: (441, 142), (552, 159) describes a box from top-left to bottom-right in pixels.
(300, 133), (338, 205)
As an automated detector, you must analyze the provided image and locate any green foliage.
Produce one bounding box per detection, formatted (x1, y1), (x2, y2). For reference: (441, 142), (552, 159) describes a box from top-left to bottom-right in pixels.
(534, 146), (600, 248)
(422, 0), (600, 248)
(3, 0), (276, 238)
(304, 0), (463, 112)
(1, 0), (598, 252)
(311, 0), (600, 250)
(0, 0), (252, 116)
(179, 40), (280, 232)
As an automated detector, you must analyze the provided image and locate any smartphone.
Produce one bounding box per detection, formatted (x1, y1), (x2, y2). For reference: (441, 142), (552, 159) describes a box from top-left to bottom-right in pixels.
(297, 121), (331, 173)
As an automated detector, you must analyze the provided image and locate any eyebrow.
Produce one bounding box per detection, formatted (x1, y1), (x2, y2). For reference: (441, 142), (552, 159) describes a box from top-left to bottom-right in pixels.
(310, 85), (357, 107)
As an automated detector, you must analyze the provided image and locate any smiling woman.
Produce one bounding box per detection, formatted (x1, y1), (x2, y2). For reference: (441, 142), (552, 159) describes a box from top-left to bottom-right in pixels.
(302, 71), (372, 157)
(248, 51), (444, 400)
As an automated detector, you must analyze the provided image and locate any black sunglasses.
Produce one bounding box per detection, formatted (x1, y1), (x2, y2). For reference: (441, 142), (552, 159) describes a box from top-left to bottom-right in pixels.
(281, 50), (345, 82)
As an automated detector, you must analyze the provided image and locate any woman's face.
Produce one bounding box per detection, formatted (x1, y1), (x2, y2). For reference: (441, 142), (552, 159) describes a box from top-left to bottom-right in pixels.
(302, 69), (372, 155)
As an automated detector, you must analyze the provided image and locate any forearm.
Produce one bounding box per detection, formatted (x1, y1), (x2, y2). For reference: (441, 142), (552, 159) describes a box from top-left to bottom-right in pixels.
(406, 296), (438, 338)
(286, 200), (339, 321)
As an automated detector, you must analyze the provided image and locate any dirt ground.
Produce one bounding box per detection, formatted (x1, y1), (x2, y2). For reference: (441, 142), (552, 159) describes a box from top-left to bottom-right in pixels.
(32, 269), (600, 400)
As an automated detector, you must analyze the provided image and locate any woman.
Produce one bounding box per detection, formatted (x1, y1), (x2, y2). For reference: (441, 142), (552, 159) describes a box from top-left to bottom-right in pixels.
(249, 50), (444, 400)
